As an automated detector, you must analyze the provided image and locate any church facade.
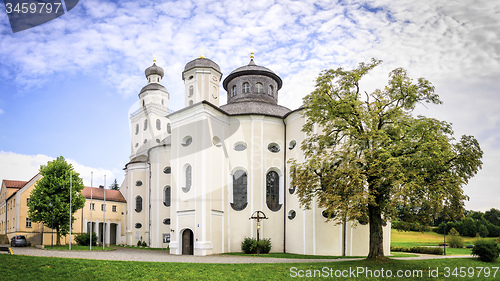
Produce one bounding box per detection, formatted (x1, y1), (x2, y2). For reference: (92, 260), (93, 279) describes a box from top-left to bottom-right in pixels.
(120, 55), (391, 256)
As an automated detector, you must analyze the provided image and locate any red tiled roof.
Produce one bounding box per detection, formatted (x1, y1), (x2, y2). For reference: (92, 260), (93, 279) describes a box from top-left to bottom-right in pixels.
(81, 186), (126, 203)
(3, 180), (28, 189)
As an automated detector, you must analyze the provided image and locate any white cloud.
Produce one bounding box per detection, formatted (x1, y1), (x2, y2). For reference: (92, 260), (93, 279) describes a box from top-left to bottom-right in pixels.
(0, 151), (121, 188)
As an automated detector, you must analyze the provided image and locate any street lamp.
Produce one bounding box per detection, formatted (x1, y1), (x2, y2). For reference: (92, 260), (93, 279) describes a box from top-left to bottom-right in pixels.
(49, 200), (54, 249)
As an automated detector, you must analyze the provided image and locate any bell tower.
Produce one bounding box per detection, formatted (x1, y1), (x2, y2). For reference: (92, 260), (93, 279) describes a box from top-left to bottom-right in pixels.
(129, 60), (170, 157)
(182, 56), (222, 107)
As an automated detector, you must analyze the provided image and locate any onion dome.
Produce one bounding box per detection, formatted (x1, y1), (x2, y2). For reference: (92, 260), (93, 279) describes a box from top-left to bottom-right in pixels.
(145, 63), (164, 79)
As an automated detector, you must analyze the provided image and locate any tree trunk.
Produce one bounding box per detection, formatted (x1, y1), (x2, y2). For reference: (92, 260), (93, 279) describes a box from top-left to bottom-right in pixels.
(367, 203), (385, 259)
(56, 226), (61, 245)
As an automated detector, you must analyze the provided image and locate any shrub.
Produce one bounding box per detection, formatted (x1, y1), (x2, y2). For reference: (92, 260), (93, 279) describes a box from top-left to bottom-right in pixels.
(137, 240), (142, 247)
(142, 241), (147, 247)
(471, 239), (500, 262)
(241, 237), (257, 254)
(390, 246), (443, 255)
(257, 239), (272, 254)
(448, 228), (464, 248)
(74, 232), (97, 246)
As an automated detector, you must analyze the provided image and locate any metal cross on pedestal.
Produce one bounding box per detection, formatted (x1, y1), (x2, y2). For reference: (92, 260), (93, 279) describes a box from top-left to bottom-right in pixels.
(250, 211), (268, 242)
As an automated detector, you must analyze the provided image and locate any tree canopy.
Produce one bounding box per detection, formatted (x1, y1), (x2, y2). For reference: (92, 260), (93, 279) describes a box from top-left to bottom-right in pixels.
(289, 59), (483, 259)
(109, 179), (120, 190)
(27, 156), (86, 245)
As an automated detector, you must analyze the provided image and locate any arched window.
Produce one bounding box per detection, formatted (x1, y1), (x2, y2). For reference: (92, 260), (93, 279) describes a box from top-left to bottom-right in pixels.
(266, 171), (281, 211)
(242, 82), (250, 94)
(135, 124), (139, 135)
(256, 83), (264, 94)
(231, 170), (247, 211)
(144, 119), (148, 131)
(231, 85), (237, 97)
(156, 119), (161, 130)
(135, 196), (143, 213)
(189, 100), (193, 106)
(268, 85), (274, 96)
(163, 186), (171, 207)
(167, 123), (171, 134)
(182, 165), (192, 193)
(188, 85), (194, 97)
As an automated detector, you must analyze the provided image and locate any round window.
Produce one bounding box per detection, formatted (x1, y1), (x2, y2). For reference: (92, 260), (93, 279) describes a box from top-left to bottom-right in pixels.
(289, 140), (297, 150)
(136, 181), (143, 187)
(135, 223), (142, 229)
(163, 218), (171, 225)
(234, 142), (247, 151)
(289, 186), (296, 194)
(288, 210), (296, 220)
(182, 136), (192, 147)
(163, 167), (171, 174)
(322, 210), (336, 219)
(212, 136), (222, 147)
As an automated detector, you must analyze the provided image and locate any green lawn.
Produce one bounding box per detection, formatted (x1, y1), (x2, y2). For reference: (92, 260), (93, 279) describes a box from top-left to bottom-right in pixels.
(1, 254), (499, 280)
(224, 252), (418, 259)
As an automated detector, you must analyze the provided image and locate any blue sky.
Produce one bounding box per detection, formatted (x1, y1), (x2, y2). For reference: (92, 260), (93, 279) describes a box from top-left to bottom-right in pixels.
(0, 0), (499, 211)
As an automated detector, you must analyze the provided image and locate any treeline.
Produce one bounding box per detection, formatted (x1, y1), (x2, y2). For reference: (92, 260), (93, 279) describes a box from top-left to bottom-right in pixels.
(433, 208), (500, 237)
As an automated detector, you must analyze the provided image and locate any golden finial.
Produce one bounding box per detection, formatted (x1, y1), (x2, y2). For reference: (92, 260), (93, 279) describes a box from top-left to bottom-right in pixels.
(250, 52), (255, 59)
(153, 54), (157, 63)
(200, 49), (205, 59)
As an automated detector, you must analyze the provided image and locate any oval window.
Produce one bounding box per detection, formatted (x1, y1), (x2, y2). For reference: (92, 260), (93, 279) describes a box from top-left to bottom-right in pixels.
(136, 181), (143, 187)
(234, 142), (247, 151)
(167, 123), (171, 134)
(322, 210), (336, 219)
(156, 119), (161, 130)
(135, 223), (142, 229)
(163, 218), (171, 225)
(182, 136), (192, 147)
(358, 217), (369, 225)
(289, 186), (296, 195)
(163, 167), (171, 174)
(289, 140), (297, 150)
(268, 143), (280, 153)
(212, 136), (222, 147)
(288, 210), (296, 220)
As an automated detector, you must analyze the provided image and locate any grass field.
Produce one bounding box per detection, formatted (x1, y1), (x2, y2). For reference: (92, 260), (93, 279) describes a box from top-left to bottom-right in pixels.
(1, 254), (498, 280)
(390, 229), (497, 256)
(45, 245), (114, 251)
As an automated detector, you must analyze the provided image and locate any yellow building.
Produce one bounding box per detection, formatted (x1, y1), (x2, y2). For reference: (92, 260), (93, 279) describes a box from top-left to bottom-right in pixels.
(0, 176), (126, 246)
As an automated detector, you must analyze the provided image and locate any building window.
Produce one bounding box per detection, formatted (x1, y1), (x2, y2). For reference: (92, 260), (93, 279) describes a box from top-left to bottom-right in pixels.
(256, 83), (264, 94)
(136, 180), (143, 187)
(90, 203), (95, 210)
(182, 165), (192, 193)
(135, 196), (143, 213)
(268, 85), (274, 96)
(231, 85), (237, 97)
(167, 123), (171, 134)
(242, 82), (250, 93)
(266, 171), (281, 211)
(289, 140), (297, 150)
(156, 119), (161, 130)
(182, 136), (192, 147)
(288, 210), (296, 220)
(268, 143), (280, 153)
(26, 218), (32, 228)
(163, 167), (171, 174)
(322, 210), (336, 219)
(189, 100), (193, 106)
(144, 119), (148, 131)
(112, 205), (117, 212)
(234, 142), (247, 151)
(163, 218), (171, 225)
(135, 124), (139, 135)
(163, 186), (171, 207)
(188, 85), (194, 97)
(135, 223), (142, 229)
(231, 170), (248, 211)
(101, 204), (105, 211)
(289, 185), (296, 194)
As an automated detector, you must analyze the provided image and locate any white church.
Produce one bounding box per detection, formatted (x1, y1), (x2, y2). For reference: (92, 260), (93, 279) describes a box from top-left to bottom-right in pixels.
(120, 54), (391, 256)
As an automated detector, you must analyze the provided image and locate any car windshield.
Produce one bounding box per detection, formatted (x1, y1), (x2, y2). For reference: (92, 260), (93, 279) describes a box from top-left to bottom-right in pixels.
(17, 236), (26, 239)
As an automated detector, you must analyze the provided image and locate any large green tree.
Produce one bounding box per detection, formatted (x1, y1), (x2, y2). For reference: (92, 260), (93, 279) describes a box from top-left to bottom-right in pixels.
(27, 156), (86, 245)
(289, 59), (483, 259)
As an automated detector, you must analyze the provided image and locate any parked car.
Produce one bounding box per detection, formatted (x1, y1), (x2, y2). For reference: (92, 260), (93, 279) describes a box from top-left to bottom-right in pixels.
(10, 235), (27, 247)
(465, 244), (474, 248)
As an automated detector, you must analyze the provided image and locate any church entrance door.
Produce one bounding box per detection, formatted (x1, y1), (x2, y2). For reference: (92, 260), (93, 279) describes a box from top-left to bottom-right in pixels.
(182, 229), (193, 255)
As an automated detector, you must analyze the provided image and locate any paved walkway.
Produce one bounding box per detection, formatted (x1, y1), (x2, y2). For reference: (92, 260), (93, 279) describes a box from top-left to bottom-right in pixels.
(7, 246), (473, 264)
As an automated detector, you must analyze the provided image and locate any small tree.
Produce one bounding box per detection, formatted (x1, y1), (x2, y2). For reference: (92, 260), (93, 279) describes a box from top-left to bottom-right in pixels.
(109, 179), (120, 190)
(472, 239), (500, 262)
(448, 228), (463, 248)
(27, 156), (86, 245)
(478, 224), (489, 238)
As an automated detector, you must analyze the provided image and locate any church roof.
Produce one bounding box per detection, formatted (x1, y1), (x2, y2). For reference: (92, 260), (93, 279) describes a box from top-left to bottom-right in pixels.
(139, 83), (169, 95)
(81, 186), (126, 203)
(220, 100), (291, 118)
(223, 59), (283, 90)
(183, 57), (221, 78)
(2, 179), (27, 189)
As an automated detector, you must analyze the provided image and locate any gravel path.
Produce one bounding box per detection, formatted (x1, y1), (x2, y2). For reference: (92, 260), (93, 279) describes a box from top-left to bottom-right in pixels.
(8, 246), (473, 264)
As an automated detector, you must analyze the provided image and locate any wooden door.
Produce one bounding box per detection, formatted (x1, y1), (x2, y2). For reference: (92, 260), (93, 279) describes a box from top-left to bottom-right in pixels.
(182, 229), (193, 255)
